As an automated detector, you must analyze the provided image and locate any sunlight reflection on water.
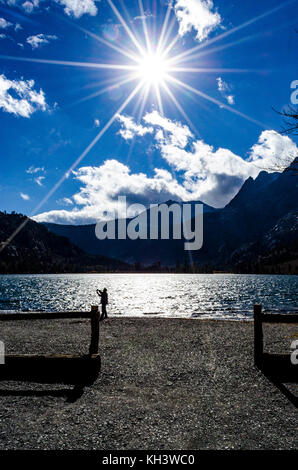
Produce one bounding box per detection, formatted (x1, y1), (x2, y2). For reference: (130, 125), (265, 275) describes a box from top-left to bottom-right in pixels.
(0, 273), (297, 320)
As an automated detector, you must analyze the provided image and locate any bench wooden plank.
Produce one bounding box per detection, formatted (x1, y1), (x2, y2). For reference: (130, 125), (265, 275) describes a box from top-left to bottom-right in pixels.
(261, 313), (298, 323)
(0, 354), (101, 385)
(254, 304), (298, 368)
(0, 306), (101, 385)
(0, 306), (100, 358)
(0, 311), (92, 321)
(261, 353), (297, 382)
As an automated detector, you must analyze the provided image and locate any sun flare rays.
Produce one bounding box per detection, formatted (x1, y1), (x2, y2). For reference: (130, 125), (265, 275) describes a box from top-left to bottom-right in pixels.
(1, 0), (288, 252)
(1, 0), (281, 135)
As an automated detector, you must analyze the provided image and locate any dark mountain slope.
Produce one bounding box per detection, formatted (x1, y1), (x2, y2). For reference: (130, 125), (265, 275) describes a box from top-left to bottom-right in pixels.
(230, 209), (298, 271)
(191, 162), (297, 268)
(0, 212), (129, 273)
(44, 200), (216, 264)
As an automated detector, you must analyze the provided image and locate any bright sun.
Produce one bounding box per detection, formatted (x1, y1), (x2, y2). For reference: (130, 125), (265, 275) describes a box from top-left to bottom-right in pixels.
(136, 52), (170, 85)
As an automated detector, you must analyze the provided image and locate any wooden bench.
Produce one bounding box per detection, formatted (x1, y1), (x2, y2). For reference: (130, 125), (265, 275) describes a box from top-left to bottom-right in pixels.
(0, 306), (101, 385)
(253, 304), (298, 382)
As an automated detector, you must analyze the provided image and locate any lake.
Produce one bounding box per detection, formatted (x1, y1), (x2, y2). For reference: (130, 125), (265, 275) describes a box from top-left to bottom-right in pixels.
(0, 273), (297, 320)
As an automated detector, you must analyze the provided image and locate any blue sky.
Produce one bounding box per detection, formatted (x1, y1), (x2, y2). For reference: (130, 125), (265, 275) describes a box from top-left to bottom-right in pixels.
(0, 0), (297, 224)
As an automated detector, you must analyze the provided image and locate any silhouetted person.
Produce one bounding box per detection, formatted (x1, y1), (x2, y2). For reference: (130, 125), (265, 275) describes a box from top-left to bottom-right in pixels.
(96, 288), (108, 320)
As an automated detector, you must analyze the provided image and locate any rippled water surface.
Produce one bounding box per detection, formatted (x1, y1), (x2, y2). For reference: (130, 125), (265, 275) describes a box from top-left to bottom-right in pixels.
(0, 273), (297, 320)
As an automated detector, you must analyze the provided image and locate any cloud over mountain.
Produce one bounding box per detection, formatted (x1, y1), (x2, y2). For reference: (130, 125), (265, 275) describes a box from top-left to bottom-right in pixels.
(34, 111), (298, 225)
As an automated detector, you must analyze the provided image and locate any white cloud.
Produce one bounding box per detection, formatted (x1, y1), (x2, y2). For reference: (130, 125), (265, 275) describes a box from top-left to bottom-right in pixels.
(0, 17), (12, 28)
(144, 112), (297, 206)
(0, 14), (21, 33)
(216, 77), (235, 105)
(56, 197), (74, 206)
(1, 0), (97, 18)
(26, 33), (57, 49)
(174, 0), (221, 42)
(34, 159), (186, 224)
(26, 166), (46, 185)
(248, 130), (298, 170)
(26, 165), (45, 174)
(20, 192), (30, 200)
(133, 12), (154, 23)
(0, 33), (6, 39)
(56, 0), (98, 18)
(34, 175), (45, 186)
(0, 74), (47, 117)
(2, 0), (38, 14)
(33, 112), (298, 224)
(94, 118), (100, 128)
(116, 113), (154, 140)
(144, 110), (193, 148)
(21, 0), (40, 13)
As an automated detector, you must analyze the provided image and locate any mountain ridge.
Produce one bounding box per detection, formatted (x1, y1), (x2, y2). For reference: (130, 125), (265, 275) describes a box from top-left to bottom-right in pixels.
(2, 160), (296, 273)
(0, 212), (130, 273)
(43, 161), (298, 272)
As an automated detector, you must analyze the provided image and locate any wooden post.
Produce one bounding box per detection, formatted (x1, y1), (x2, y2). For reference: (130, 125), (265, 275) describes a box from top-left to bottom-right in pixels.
(89, 305), (100, 356)
(254, 304), (263, 367)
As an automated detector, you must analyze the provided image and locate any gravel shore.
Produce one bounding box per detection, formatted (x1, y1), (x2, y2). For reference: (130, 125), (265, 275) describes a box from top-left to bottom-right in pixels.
(0, 318), (297, 450)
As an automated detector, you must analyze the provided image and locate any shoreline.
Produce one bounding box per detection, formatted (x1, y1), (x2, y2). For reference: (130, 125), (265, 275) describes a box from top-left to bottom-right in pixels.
(1, 310), (297, 321)
(0, 311), (255, 321)
(1, 272), (297, 275)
